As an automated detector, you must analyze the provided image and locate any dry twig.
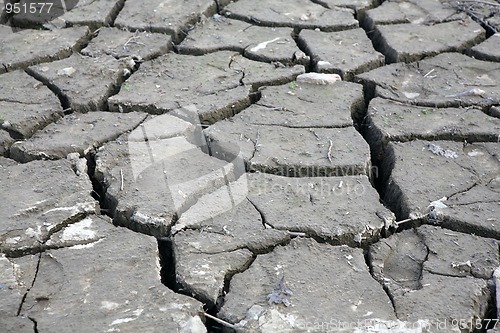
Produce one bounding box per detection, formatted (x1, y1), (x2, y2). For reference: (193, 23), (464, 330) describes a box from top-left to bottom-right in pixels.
(120, 169), (124, 191)
(203, 312), (238, 330)
(327, 140), (333, 163)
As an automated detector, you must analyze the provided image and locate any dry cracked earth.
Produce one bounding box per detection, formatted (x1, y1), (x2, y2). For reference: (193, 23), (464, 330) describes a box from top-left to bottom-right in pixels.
(0, 0), (500, 332)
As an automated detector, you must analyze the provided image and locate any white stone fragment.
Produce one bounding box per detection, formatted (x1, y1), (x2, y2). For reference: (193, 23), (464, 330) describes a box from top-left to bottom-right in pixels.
(296, 73), (341, 85)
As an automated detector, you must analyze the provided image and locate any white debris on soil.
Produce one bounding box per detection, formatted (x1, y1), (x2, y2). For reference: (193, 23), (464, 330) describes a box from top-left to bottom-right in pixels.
(296, 73), (342, 85)
(61, 217), (96, 242)
(250, 37), (281, 52)
(445, 88), (486, 98)
(57, 67), (76, 77)
(427, 143), (458, 158)
(428, 197), (448, 210)
(403, 91), (420, 99)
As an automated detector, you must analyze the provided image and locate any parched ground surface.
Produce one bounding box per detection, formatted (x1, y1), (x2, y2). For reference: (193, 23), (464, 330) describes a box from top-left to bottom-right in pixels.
(1, 0), (500, 332)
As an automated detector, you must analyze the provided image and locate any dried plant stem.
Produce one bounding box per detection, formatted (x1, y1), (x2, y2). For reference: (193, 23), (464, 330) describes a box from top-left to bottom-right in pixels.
(327, 140), (333, 163)
(120, 169), (124, 191)
(203, 312), (238, 330)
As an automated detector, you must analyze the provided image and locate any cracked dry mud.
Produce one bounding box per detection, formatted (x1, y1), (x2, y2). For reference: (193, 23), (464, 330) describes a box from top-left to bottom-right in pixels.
(0, 0), (499, 332)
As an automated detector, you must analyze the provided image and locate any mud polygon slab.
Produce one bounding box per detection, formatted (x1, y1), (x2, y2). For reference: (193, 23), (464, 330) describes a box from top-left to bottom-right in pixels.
(395, 274), (489, 329)
(156, 146), (240, 215)
(179, 17), (301, 64)
(81, 27), (171, 60)
(366, 98), (500, 177)
(246, 173), (393, 244)
(367, 97), (500, 144)
(237, 55), (305, 88)
(365, 98), (500, 168)
(127, 117), (247, 217)
(114, 0), (217, 42)
(218, 238), (397, 330)
(9, 111), (147, 162)
(0, 70), (64, 139)
(0, 253), (34, 332)
(28, 54), (134, 113)
(373, 19), (484, 63)
(370, 226), (494, 329)
(174, 191), (290, 253)
(108, 52), (304, 123)
(237, 81), (363, 127)
(0, 26), (90, 74)
(127, 113), (197, 142)
(384, 140), (500, 231)
(205, 119), (371, 177)
(417, 225), (499, 279)
(95, 127), (246, 236)
(222, 0), (358, 31)
(370, 229), (428, 292)
(54, 0), (125, 29)
(0, 159), (97, 256)
(357, 53), (500, 108)
(440, 176), (500, 239)
(0, 130), (14, 156)
(362, 0), (466, 30)
(13, 216), (206, 333)
(470, 33), (500, 62)
(94, 135), (177, 237)
(174, 234), (254, 304)
(299, 28), (385, 80)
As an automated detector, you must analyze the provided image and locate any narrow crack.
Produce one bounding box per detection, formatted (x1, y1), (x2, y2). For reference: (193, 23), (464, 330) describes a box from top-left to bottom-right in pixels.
(364, 249), (398, 318)
(24, 68), (71, 111)
(214, 0), (222, 14)
(308, 192), (315, 205)
(157, 235), (257, 333)
(107, 0), (126, 27)
(25, 55), (140, 113)
(246, 197), (268, 229)
(240, 130), (259, 162)
(17, 251), (42, 316)
(417, 243), (430, 290)
(206, 254), (256, 332)
(450, 199), (499, 207)
(28, 316), (38, 333)
(158, 237), (179, 293)
(256, 102), (296, 111)
(41, 210), (92, 244)
(447, 182), (480, 201)
(293, 30), (315, 73)
(86, 153), (109, 217)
